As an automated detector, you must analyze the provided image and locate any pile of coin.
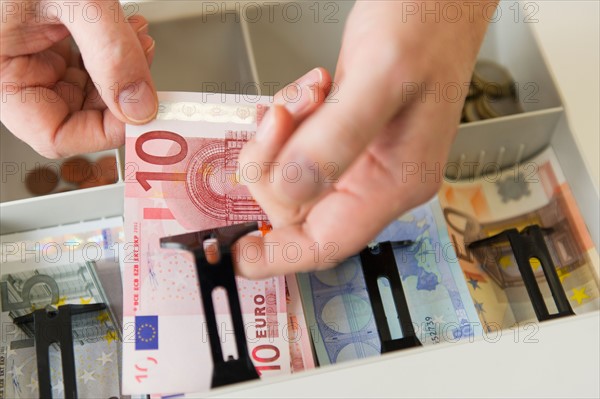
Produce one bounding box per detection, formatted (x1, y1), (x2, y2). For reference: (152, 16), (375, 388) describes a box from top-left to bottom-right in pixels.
(24, 155), (119, 196)
(461, 60), (523, 123)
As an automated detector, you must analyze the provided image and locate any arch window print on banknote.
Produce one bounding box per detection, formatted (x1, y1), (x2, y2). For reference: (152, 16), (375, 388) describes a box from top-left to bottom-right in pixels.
(184, 132), (266, 223)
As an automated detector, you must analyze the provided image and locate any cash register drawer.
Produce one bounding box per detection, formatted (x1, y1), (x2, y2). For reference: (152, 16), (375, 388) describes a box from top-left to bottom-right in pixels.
(1, 1), (598, 397)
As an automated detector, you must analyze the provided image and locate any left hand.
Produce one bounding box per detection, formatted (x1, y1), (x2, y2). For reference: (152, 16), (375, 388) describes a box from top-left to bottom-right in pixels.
(0, 1), (157, 158)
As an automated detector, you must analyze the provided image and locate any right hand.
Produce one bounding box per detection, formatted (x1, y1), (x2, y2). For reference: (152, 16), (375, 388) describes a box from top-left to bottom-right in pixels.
(236, 0), (495, 279)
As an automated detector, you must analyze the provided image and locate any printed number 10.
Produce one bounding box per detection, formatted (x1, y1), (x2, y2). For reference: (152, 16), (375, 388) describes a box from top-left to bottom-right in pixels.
(135, 131), (188, 191)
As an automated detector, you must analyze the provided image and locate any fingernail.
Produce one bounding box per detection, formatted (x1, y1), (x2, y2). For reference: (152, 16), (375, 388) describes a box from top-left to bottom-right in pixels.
(145, 39), (156, 55)
(138, 33), (155, 54)
(119, 80), (157, 123)
(136, 22), (149, 33)
(284, 85), (311, 114)
(277, 68), (323, 114)
(296, 67), (323, 88)
(254, 106), (276, 143)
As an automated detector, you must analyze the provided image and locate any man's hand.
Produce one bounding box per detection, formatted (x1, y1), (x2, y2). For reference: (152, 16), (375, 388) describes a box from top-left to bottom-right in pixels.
(237, 0), (497, 278)
(0, 0), (157, 158)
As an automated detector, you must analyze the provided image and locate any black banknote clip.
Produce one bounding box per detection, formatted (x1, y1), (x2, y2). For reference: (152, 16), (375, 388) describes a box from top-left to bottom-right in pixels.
(469, 225), (575, 321)
(360, 240), (422, 353)
(160, 222), (260, 388)
(13, 303), (106, 399)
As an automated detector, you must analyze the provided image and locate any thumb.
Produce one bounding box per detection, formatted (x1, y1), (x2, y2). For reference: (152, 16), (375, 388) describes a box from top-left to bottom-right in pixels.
(61, 1), (158, 124)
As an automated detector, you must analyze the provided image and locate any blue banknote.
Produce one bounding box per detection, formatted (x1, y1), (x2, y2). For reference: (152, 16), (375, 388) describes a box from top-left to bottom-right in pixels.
(297, 198), (481, 365)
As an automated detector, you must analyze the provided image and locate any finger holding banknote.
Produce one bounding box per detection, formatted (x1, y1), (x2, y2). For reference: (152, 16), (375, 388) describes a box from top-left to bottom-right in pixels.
(237, 102), (452, 278)
(239, 67), (332, 228)
(0, 1), (157, 158)
(236, 0), (497, 278)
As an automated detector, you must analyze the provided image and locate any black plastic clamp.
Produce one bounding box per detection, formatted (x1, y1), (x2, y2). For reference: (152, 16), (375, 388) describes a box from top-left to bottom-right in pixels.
(13, 303), (106, 399)
(160, 222), (260, 388)
(359, 240), (422, 353)
(469, 225), (574, 321)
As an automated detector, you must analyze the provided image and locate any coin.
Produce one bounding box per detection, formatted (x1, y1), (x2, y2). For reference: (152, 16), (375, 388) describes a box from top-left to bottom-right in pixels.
(79, 177), (107, 189)
(96, 155), (119, 184)
(475, 95), (493, 119)
(463, 98), (483, 122)
(61, 156), (92, 183)
(25, 166), (59, 196)
(467, 80), (482, 99)
(460, 106), (468, 123)
(472, 60), (515, 98)
(477, 95), (523, 119)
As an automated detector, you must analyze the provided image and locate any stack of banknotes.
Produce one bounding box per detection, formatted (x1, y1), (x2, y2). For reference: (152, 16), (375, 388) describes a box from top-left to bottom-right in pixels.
(438, 148), (599, 329)
(1, 92), (598, 398)
(0, 218), (125, 399)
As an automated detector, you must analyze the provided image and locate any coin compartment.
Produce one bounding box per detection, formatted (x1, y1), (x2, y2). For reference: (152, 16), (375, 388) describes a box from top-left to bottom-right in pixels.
(0, 125), (122, 204)
(0, 0), (598, 396)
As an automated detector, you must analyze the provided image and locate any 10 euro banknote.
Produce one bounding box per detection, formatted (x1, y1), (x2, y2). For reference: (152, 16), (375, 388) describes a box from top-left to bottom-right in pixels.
(123, 92), (291, 396)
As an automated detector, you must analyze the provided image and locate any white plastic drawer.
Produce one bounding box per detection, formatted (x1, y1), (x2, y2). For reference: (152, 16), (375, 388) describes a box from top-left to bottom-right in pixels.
(0, 1), (598, 398)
